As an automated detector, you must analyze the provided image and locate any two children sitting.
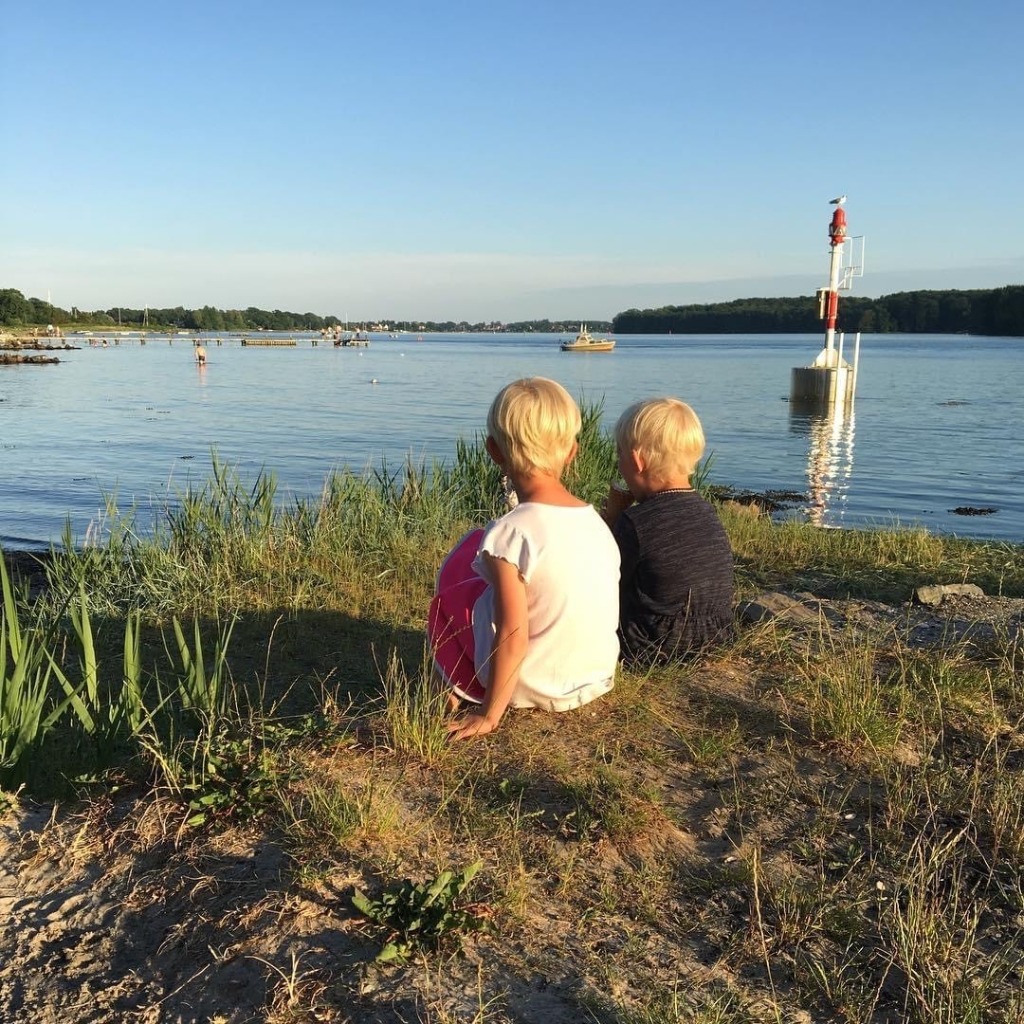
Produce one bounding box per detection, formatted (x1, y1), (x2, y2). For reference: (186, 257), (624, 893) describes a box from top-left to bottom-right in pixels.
(428, 377), (734, 741)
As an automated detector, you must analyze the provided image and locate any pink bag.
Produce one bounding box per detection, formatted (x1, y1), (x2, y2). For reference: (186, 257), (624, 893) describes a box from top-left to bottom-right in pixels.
(427, 529), (487, 703)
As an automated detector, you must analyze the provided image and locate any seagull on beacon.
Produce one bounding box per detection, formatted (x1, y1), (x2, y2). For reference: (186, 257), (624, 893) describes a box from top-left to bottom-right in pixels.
(829, 195), (847, 205)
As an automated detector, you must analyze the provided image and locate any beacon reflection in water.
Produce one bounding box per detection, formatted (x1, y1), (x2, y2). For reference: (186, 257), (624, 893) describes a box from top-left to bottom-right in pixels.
(789, 400), (856, 528)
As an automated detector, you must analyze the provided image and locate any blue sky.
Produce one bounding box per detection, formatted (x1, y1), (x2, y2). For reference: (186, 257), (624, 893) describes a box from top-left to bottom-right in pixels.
(2, 0), (1022, 320)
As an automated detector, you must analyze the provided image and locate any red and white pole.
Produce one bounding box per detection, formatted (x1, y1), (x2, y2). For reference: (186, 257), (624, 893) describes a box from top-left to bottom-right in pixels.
(823, 204), (848, 360)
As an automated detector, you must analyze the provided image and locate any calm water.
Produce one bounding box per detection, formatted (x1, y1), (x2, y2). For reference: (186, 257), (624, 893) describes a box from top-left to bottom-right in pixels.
(1, 332), (1021, 549)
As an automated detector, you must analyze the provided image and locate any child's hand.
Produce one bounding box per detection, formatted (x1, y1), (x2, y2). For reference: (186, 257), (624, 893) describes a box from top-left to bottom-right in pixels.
(447, 713), (498, 741)
(601, 481), (635, 524)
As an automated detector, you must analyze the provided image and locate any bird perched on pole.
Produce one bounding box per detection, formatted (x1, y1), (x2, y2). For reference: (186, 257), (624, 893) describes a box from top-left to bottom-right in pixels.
(829, 195), (847, 205)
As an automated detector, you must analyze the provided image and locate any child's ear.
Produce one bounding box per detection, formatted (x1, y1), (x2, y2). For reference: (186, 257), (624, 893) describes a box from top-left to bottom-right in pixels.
(485, 435), (505, 467)
(564, 440), (579, 467)
(629, 448), (645, 475)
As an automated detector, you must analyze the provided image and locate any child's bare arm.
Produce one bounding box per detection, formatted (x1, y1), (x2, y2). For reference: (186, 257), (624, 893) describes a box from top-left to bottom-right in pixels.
(448, 554), (528, 741)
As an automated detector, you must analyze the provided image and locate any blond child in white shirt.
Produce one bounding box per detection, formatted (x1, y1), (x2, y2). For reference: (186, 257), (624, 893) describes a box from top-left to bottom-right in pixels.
(428, 377), (620, 741)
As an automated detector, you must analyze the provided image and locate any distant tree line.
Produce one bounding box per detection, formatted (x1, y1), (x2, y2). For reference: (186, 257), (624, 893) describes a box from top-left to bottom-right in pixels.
(501, 319), (612, 333)
(612, 286), (1024, 337)
(0, 290), (612, 334)
(11, 280), (1019, 337)
(0, 290), (345, 332)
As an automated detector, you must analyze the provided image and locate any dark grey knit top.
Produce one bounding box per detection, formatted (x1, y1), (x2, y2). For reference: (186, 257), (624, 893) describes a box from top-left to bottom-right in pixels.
(612, 489), (734, 663)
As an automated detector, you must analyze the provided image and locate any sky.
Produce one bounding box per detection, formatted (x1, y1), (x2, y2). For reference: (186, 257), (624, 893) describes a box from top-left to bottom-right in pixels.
(2, 0), (1022, 321)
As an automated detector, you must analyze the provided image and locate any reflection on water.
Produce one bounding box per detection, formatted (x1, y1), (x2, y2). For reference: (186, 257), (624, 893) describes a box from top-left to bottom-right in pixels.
(789, 401), (856, 528)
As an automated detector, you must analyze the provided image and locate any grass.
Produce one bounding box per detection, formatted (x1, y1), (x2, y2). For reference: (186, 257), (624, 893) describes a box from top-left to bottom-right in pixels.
(2, 410), (1024, 1022)
(721, 507), (1024, 603)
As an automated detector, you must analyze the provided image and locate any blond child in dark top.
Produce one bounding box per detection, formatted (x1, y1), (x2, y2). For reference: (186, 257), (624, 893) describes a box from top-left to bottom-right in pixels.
(603, 398), (733, 663)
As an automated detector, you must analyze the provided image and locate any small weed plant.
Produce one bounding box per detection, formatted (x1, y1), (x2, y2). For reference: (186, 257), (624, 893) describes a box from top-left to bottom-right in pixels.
(179, 732), (287, 829)
(352, 859), (490, 962)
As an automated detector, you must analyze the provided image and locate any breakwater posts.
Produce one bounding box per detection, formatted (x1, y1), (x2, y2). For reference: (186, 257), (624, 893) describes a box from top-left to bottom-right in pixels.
(240, 338), (297, 347)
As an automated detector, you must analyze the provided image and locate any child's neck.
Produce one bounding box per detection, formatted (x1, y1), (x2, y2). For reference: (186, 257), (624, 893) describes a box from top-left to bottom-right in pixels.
(652, 474), (692, 493)
(636, 473), (692, 500)
(510, 470), (585, 507)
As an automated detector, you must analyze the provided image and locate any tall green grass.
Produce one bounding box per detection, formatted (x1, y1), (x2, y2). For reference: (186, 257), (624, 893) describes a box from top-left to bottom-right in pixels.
(1, 556), (64, 779)
(42, 402), (1021, 623)
(1, 552), (241, 794)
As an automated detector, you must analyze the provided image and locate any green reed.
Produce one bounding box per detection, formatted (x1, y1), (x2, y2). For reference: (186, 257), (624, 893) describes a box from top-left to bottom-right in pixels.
(1, 555), (63, 782)
(1, 548), (243, 793)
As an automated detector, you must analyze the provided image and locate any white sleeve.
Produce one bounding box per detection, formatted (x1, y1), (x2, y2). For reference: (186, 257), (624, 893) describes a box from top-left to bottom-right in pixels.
(476, 517), (535, 583)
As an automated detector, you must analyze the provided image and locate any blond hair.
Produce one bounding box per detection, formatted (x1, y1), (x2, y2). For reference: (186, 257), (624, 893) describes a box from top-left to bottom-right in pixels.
(615, 398), (705, 482)
(487, 377), (581, 478)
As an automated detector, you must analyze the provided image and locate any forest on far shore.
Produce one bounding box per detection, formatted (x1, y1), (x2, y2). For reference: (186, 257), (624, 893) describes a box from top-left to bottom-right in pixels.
(0, 289), (608, 334)
(2, 284), (1021, 337)
(611, 285), (1024, 336)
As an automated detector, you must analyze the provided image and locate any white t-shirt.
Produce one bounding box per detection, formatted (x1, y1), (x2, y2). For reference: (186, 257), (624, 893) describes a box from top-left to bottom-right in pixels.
(471, 501), (620, 711)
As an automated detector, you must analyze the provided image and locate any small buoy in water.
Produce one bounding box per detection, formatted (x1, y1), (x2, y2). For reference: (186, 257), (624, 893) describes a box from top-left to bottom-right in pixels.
(370, 378), (379, 384)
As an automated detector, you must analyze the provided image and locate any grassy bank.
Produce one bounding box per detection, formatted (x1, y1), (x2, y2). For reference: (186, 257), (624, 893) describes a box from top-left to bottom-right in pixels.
(2, 416), (1023, 1023)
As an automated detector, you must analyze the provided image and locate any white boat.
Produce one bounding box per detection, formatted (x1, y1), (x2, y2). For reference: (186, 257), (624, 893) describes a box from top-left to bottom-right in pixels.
(561, 324), (615, 352)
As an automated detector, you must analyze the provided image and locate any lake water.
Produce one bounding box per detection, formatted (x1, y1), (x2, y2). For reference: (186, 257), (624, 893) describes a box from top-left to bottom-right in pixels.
(1, 332), (1021, 550)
